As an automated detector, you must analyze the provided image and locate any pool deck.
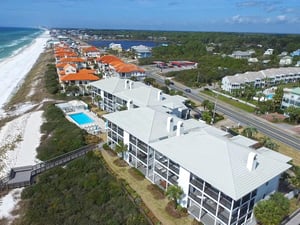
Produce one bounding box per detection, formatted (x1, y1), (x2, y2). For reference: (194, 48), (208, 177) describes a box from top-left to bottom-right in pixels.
(66, 110), (105, 135)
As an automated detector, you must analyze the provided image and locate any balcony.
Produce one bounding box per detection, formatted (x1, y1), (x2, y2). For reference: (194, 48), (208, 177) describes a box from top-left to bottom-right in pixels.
(155, 166), (167, 179)
(190, 176), (204, 190)
(203, 199), (217, 215)
(169, 164), (179, 174)
(189, 192), (203, 205)
(204, 186), (219, 201)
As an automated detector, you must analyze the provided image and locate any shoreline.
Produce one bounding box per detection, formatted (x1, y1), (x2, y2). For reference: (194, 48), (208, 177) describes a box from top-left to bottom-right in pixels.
(0, 31), (50, 115)
(0, 31), (52, 222)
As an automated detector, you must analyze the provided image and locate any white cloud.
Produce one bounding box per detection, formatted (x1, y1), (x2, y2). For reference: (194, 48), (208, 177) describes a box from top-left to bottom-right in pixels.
(227, 13), (300, 25)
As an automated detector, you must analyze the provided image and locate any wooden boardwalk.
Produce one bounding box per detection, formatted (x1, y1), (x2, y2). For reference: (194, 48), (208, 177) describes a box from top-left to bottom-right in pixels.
(0, 144), (97, 191)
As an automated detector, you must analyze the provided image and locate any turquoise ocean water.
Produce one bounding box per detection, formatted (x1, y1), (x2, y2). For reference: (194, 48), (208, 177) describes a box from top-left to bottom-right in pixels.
(0, 27), (42, 61)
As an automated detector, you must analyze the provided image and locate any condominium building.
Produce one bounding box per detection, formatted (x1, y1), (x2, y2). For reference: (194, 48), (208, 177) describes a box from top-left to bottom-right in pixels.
(281, 87), (300, 109)
(103, 107), (291, 225)
(221, 67), (300, 93)
(89, 77), (189, 119)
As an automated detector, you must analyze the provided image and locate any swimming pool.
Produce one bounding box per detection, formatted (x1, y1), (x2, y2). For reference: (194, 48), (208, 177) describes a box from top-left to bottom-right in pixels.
(266, 93), (274, 100)
(69, 112), (94, 125)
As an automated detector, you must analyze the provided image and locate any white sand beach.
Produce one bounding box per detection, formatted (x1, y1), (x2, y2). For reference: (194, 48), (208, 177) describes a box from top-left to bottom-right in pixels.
(0, 31), (50, 115)
(0, 31), (50, 221)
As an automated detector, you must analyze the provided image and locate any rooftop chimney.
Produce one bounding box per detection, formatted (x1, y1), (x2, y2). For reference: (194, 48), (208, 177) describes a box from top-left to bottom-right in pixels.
(129, 81), (134, 89)
(127, 99), (133, 109)
(247, 152), (258, 171)
(124, 79), (129, 89)
(157, 90), (162, 101)
(176, 121), (184, 136)
(167, 117), (174, 132)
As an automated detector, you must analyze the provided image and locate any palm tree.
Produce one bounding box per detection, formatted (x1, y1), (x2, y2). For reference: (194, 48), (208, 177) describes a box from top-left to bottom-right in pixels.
(166, 185), (184, 209)
(259, 136), (279, 150)
(202, 99), (209, 110)
(115, 141), (128, 159)
(241, 126), (258, 139)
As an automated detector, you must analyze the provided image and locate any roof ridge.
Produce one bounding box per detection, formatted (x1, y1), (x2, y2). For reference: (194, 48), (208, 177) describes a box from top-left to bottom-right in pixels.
(225, 141), (241, 200)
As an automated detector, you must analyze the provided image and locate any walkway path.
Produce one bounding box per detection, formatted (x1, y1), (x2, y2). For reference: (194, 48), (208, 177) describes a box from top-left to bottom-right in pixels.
(0, 144), (97, 190)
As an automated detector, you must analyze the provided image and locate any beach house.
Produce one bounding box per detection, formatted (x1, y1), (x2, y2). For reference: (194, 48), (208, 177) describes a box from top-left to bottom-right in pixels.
(89, 77), (189, 119)
(131, 45), (152, 58)
(103, 107), (291, 225)
(96, 55), (145, 79)
(221, 67), (300, 93)
(59, 69), (100, 94)
(281, 87), (300, 109)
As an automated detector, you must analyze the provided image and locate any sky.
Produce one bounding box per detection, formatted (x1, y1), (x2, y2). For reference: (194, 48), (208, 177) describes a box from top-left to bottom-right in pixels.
(1, 0), (300, 34)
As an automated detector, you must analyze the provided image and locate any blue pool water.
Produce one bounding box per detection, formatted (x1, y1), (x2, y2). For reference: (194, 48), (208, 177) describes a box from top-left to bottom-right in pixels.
(69, 112), (94, 125)
(266, 93), (274, 100)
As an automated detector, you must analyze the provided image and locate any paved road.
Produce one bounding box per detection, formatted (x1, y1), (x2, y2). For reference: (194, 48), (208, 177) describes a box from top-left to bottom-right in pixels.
(147, 72), (300, 151)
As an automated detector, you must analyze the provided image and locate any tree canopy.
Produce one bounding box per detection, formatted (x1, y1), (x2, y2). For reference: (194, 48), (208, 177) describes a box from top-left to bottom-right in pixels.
(254, 192), (289, 225)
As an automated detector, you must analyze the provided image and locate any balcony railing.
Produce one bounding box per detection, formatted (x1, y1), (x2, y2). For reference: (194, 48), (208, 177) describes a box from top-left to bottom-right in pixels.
(155, 167), (167, 179)
(169, 164), (179, 174)
(204, 187), (219, 201)
(190, 179), (204, 190)
(189, 192), (203, 205)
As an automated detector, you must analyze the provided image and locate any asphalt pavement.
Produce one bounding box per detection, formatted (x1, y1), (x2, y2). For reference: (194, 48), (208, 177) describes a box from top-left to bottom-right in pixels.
(147, 72), (300, 151)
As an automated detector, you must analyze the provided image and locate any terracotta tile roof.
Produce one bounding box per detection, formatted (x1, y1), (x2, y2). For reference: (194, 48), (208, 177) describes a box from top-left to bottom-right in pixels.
(60, 69), (100, 81)
(56, 63), (76, 68)
(55, 52), (77, 57)
(60, 57), (86, 63)
(82, 46), (99, 52)
(63, 63), (76, 70)
(99, 55), (123, 64)
(115, 64), (145, 73)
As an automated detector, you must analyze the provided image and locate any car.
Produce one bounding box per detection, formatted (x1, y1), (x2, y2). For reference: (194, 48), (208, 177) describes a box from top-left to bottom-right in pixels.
(185, 88), (191, 93)
(169, 81), (174, 85)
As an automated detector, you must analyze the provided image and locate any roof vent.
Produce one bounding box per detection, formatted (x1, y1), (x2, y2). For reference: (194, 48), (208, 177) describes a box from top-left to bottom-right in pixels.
(176, 121), (184, 136)
(129, 81), (134, 89)
(247, 152), (258, 171)
(124, 79), (129, 89)
(127, 99), (133, 109)
(157, 90), (162, 101)
(167, 117), (174, 132)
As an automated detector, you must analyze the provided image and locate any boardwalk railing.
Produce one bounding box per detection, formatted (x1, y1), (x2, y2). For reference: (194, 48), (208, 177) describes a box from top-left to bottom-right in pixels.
(0, 144), (97, 191)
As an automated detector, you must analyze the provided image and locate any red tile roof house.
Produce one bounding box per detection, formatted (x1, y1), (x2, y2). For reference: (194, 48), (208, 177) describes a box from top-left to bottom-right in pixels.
(55, 63), (77, 76)
(81, 46), (101, 58)
(96, 55), (145, 79)
(59, 57), (87, 69)
(59, 69), (100, 96)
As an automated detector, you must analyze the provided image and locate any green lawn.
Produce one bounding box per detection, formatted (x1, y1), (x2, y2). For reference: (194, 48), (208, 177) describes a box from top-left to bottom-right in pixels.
(201, 90), (256, 113)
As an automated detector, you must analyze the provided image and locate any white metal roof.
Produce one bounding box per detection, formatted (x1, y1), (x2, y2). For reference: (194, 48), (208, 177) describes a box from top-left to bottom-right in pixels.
(104, 107), (200, 143)
(150, 131), (291, 200)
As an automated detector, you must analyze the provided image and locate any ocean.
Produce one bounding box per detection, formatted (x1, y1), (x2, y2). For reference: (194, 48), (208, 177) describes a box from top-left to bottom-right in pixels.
(0, 27), (43, 61)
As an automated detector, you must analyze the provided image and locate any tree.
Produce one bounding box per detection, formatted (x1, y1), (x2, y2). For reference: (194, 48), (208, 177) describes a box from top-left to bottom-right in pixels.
(273, 86), (284, 112)
(202, 99), (210, 110)
(289, 165), (300, 190)
(201, 111), (212, 124)
(254, 192), (289, 225)
(115, 141), (128, 158)
(185, 100), (196, 109)
(143, 77), (156, 86)
(166, 185), (184, 209)
(241, 126), (258, 139)
(285, 106), (300, 124)
(259, 136), (279, 150)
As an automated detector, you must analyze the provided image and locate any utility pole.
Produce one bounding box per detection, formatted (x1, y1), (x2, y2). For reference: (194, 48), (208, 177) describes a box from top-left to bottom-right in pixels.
(211, 93), (218, 125)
